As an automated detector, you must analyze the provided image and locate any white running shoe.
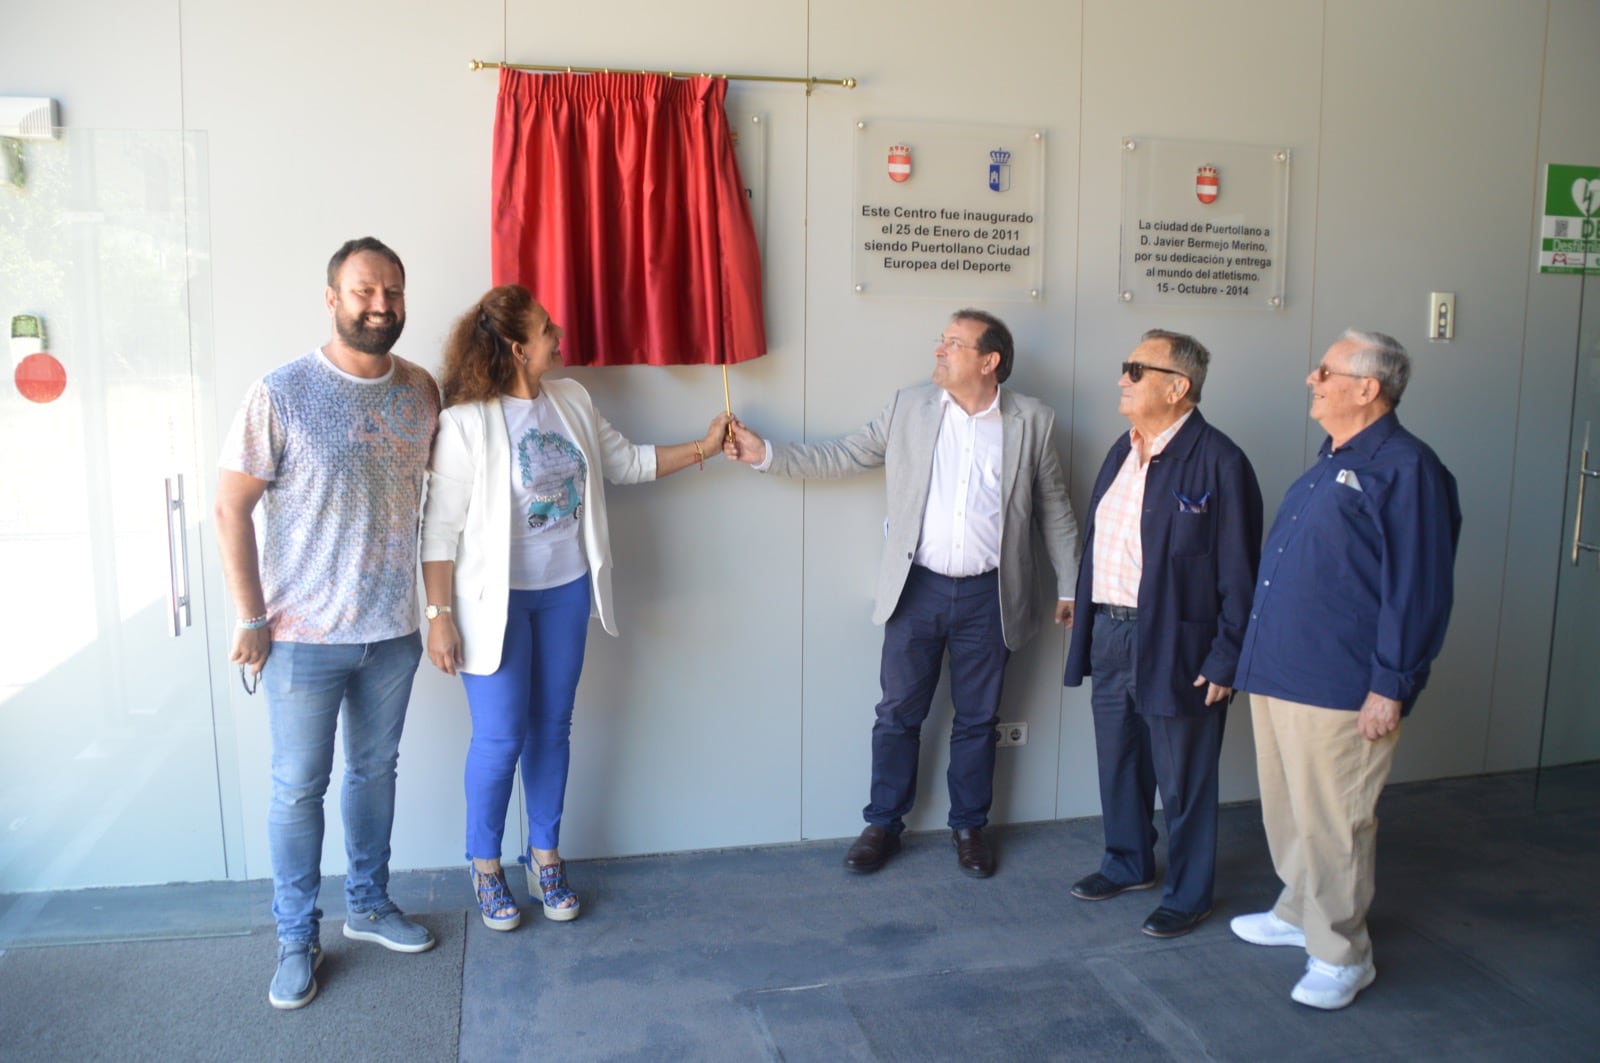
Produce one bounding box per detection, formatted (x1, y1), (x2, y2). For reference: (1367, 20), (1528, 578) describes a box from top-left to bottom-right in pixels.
(1291, 957), (1377, 1010)
(1229, 909), (1307, 947)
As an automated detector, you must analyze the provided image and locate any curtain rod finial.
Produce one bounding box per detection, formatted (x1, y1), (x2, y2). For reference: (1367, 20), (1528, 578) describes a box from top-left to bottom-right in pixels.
(843, 78), (857, 89)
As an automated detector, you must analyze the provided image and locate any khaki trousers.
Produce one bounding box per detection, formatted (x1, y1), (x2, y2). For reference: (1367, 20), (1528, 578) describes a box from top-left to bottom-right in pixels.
(1249, 694), (1400, 967)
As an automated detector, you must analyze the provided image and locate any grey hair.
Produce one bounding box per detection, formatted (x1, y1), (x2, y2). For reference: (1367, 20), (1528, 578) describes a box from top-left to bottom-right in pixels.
(1340, 328), (1410, 406)
(1141, 328), (1209, 403)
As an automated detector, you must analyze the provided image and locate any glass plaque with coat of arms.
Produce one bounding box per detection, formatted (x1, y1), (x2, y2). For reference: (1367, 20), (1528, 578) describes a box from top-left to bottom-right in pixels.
(1119, 136), (1290, 309)
(853, 121), (1045, 300)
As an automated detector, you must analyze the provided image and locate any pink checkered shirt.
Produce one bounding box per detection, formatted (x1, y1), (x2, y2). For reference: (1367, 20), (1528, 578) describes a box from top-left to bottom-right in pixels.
(1090, 411), (1193, 608)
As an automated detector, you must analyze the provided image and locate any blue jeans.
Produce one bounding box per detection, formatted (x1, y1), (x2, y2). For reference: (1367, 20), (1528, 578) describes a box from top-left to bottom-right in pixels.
(263, 632), (423, 943)
(461, 578), (590, 857)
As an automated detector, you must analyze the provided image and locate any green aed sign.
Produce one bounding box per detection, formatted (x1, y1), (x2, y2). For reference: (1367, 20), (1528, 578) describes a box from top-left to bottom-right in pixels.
(1540, 163), (1600, 274)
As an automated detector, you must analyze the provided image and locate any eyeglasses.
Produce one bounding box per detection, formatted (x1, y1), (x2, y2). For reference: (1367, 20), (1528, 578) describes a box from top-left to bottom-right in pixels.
(239, 665), (259, 696)
(937, 335), (981, 353)
(1314, 363), (1367, 382)
(1121, 361), (1188, 383)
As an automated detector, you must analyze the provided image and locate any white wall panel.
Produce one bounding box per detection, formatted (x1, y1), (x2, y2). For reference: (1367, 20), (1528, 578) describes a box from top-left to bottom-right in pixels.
(1492, 0), (1600, 771)
(1313, 0), (1546, 782)
(499, 1), (813, 856)
(1074, 0), (1327, 810)
(181, 0), (511, 877)
(803, 0), (1085, 840)
(0, 0), (181, 129)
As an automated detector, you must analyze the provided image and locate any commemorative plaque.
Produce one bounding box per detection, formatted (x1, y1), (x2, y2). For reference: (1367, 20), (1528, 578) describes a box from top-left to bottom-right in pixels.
(853, 121), (1045, 300)
(1119, 137), (1290, 309)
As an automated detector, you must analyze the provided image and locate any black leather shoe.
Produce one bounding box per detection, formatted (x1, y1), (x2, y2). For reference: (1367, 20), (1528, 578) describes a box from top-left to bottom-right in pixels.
(1070, 871), (1156, 901)
(843, 825), (900, 873)
(952, 827), (995, 878)
(1141, 906), (1211, 938)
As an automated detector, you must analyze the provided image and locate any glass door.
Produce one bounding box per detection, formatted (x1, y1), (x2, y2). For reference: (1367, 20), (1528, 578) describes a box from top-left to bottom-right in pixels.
(1541, 264), (1600, 806)
(0, 129), (247, 945)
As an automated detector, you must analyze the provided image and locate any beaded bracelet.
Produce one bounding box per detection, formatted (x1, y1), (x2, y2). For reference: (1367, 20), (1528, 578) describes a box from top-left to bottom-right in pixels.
(237, 615), (270, 630)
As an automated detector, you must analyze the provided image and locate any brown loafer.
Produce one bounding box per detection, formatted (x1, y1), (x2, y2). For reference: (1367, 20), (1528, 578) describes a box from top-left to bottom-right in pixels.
(952, 827), (994, 878)
(843, 825), (900, 874)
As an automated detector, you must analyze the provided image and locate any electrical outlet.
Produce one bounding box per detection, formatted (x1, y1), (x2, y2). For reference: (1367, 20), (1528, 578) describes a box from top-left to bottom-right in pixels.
(995, 722), (1028, 747)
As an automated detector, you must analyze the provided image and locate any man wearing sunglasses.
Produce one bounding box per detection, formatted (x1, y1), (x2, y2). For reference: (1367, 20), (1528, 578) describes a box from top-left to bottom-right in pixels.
(1230, 330), (1460, 1009)
(724, 309), (1079, 878)
(1063, 329), (1263, 941)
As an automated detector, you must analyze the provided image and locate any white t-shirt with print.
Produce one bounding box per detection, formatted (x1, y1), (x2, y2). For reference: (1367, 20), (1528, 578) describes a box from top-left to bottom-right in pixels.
(218, 349), (440, 644)
(502, 392), (588, 591)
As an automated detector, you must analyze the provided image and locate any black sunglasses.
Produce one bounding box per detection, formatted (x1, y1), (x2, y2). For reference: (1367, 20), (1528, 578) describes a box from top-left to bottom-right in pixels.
(1122, 361), (1188, 384)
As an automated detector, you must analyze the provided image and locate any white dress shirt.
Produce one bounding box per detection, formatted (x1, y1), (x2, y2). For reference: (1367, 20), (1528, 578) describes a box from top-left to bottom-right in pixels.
(912, 389), (1003, 577)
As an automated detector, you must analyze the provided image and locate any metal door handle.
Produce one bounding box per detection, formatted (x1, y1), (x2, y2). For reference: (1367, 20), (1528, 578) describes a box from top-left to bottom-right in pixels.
(165, 474), (192, 635)
(1568, 422), (1593, 569)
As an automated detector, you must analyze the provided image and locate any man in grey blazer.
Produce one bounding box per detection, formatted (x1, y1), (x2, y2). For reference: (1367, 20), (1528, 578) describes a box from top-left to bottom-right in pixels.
(726, 309), (1079, 877)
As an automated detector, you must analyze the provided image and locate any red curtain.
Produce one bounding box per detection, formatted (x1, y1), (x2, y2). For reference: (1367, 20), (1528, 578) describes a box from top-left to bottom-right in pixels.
(491, 69), (767, 367)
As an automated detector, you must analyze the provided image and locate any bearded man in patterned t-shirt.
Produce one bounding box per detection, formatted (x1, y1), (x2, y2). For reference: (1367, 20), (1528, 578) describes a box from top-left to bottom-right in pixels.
(215, 237), (441, 1010)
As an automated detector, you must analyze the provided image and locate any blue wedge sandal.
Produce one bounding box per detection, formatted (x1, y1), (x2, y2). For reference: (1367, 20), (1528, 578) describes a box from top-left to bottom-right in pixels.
(470, 865), (522, 931)
(520, 852), (581, 922)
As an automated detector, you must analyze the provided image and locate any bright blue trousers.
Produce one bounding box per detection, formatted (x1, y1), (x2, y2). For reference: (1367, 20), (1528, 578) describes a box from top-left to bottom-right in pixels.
(460, 577), (591, 857)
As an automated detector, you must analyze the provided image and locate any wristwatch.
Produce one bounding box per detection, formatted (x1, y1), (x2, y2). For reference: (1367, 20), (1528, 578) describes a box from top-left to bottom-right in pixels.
(425, 604), (452, 620)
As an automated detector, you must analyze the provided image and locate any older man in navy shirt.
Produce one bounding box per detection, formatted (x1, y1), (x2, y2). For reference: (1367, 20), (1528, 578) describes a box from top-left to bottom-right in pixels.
(1231, 329), (1460, 1011)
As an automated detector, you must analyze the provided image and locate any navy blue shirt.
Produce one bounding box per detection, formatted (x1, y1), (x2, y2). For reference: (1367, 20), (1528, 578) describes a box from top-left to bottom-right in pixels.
(1235, 412), (1461, 714)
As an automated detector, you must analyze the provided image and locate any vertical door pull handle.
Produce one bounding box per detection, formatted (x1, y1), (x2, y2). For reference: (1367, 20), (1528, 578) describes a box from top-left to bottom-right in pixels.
(165, 474), (193, 635)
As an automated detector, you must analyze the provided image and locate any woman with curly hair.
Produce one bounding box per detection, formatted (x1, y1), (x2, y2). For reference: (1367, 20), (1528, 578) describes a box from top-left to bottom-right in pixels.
(420, 283), (729, 930)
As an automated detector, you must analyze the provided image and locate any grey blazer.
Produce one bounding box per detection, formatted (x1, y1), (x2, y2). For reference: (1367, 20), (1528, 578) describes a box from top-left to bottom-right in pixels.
(767, 383), (1080, 650)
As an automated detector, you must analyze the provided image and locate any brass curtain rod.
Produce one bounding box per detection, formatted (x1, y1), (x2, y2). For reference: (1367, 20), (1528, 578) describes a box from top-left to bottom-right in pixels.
(469, 59), (856, 91)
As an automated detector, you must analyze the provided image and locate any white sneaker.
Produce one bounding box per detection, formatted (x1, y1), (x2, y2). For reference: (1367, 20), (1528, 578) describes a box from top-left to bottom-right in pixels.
(1291, 957), (1376, 1010)
(1229, 910), (1306, 947)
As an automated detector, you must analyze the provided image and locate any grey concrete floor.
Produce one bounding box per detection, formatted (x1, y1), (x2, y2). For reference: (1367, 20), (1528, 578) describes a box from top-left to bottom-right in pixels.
(3, 765), (1597, 1061)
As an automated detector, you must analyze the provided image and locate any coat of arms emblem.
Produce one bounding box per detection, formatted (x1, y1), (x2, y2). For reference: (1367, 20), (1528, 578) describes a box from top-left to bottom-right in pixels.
(887, 145), (911, 183)
(988, 149), (1011, 193)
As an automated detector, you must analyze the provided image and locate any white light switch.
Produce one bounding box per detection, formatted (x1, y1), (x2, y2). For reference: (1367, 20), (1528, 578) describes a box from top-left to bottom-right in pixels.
(1429, 292), (1455, 342)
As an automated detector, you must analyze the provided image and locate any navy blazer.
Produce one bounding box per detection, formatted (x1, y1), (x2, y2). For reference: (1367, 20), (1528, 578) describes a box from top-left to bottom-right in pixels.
(1063, 409), (1263, 716)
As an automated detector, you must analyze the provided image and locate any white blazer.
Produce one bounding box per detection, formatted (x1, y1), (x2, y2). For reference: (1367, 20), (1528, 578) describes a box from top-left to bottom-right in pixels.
(420, 378), (657, 675)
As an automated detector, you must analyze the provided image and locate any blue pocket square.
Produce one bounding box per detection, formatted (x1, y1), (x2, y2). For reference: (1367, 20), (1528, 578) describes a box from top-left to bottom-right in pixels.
(1172, 490), (1211, 514)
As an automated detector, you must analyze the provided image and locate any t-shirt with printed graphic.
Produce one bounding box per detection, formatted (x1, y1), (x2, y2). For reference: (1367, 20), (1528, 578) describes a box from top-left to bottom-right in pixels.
(502, 392), (588, 591)
(219, 349), (441, 644)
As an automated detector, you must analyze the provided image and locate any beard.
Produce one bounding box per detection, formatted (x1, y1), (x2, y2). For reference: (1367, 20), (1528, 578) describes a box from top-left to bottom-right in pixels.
(335, 308), (406, 355)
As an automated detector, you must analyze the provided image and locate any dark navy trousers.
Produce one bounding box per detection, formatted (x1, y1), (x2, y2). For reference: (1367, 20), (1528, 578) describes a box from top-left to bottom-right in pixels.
(865, 566), (1010, 833)
(1088, 609), (1224, 914)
